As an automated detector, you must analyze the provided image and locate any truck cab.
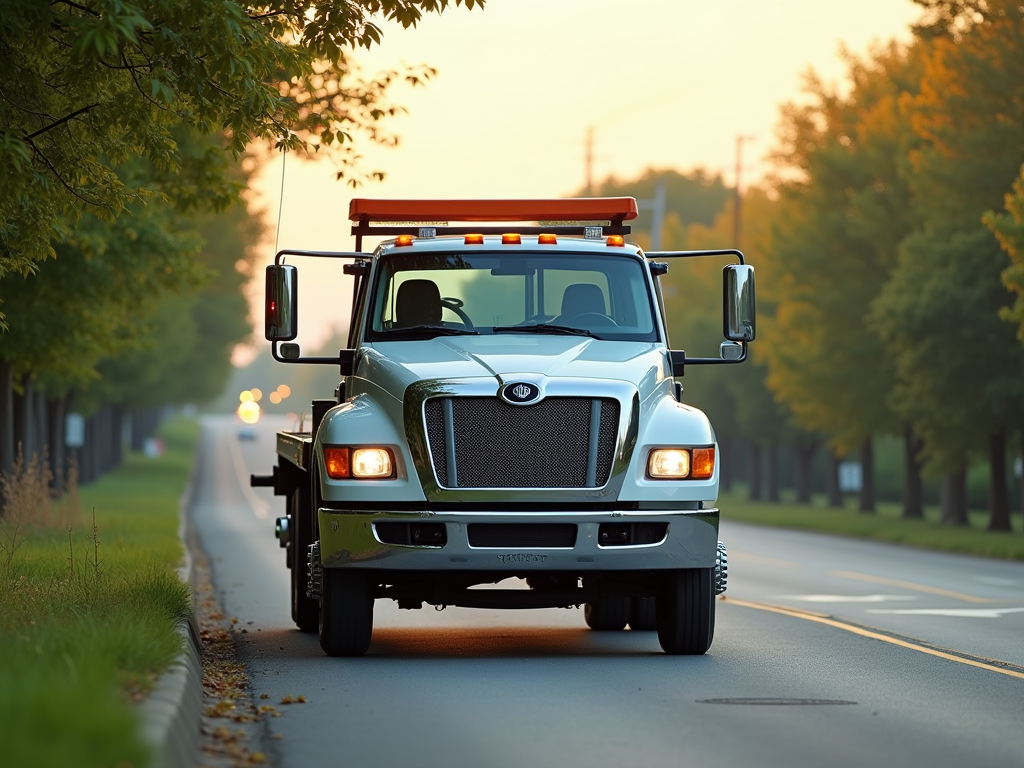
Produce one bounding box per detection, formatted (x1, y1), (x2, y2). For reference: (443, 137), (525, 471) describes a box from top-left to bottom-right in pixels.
(252, 197), (755, 656)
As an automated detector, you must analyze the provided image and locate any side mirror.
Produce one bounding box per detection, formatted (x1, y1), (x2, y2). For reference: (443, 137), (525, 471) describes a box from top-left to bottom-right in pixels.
(265, 265), (298, 341)
(723, 264), (755, 342)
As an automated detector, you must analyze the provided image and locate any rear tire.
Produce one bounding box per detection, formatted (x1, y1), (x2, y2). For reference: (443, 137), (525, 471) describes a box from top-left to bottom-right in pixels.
(584, 596), (630, 631)
(656, 568), (715, 655)
(289, 483), (318, 632)
(319, 568), (373, 657)
(628, 597), (658, 631)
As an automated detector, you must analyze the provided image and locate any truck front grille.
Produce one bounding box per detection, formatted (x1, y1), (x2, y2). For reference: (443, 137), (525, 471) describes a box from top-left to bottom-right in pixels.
(424, 396), (619, 488)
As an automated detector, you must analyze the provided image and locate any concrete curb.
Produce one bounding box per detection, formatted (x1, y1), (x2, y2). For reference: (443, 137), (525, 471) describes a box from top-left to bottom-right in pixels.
(140, 433), (202, 768)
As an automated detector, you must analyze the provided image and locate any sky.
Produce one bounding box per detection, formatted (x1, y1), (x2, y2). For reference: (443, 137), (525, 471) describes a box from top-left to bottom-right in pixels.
(238, 0), (923, 363)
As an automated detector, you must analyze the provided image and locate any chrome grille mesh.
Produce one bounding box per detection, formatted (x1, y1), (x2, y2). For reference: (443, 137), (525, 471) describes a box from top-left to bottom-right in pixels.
(423, 396), (619, 488)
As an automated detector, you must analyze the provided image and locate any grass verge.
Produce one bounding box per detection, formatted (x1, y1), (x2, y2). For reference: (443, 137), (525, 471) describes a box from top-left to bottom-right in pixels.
(720, 489), (1024, 561)
(0, 417), (198, 768)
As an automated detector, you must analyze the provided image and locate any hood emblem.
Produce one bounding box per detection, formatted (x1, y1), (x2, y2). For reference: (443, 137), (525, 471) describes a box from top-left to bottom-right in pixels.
(501, 381), (541, 405)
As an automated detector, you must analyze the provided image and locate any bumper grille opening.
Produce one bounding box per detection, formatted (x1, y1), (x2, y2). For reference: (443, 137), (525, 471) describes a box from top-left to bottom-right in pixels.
(467, 523), (577, 548)
(375, 522), (447, 547)
(598, 522), (668, 547)
(424, 396), (619, 489)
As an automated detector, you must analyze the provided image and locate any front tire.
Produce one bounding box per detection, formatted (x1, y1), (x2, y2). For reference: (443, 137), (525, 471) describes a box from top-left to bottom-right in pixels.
(584, 597), (630, 631)
(656, 568), (715, 655)
(319, 568), (373, 657)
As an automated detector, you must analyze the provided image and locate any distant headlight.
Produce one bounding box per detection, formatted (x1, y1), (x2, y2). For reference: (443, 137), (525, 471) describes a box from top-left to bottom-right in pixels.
(647, 447), (715, 480)
(324, 447), (395, 479)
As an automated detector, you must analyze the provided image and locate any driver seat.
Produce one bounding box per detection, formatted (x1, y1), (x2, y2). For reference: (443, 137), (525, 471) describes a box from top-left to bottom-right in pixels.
(395, 279), (442, 327)
(560, 283), (606, 318)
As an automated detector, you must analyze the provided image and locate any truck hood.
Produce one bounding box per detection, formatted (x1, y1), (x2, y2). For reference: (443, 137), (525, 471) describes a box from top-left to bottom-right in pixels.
(358, 336), (666, 398)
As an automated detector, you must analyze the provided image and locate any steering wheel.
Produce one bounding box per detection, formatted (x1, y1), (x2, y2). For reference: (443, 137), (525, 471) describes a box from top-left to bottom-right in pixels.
(440, 297), (475, 329)
(559, 312), (619, 327)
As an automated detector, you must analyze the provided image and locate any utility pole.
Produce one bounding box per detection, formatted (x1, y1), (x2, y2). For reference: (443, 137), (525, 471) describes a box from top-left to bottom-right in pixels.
(733, 134), (755, 248)
(638, 179), (666, 250)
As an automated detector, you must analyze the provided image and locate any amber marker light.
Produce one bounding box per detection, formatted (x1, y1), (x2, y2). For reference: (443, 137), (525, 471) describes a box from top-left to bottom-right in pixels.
(691, 447), (715, 479)
(395, 234), (414, 247)
(501, 233), (522, 245)
(464, 234), (484, 245)
(647, 448), (690, 479)
(351, 448), (394, 478)
(537, 233), (558, 245)
(606, 235), (625, 247)
(324, 447), (351, 479)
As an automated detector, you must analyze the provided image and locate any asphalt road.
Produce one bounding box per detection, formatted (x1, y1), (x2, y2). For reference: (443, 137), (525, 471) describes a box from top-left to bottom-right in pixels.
(192, 415), (1024, 768)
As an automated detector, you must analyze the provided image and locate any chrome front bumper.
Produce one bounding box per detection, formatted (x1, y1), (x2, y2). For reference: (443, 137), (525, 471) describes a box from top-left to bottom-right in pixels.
(316, 508), (720, 571)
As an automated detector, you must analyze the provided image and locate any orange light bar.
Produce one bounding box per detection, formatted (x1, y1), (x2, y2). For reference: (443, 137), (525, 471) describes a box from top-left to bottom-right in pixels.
(538, 233), (558, 245)
(464, 234), (484, 245)
(395, 234), (414, 247)
(606, 235), (625, 247)
(502, 233), (521, 245)
(691, 447), (715, 480)
(349, 198), (638, 223)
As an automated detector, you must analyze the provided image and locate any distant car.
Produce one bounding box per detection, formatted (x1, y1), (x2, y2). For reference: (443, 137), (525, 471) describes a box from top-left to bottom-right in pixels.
(238, 428), (258, 442)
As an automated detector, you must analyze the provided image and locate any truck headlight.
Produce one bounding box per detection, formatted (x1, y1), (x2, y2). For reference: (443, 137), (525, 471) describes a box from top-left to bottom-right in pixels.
(324, 447), (395, 479)
(647, 447), (715, 480)
(352, 448), (393, 478)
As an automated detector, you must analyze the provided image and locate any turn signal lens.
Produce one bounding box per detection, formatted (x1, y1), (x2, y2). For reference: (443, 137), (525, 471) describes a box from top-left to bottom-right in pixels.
(648, 449), (690, 479)
(395, 234), (414, 247)
(464, 234), (484, 245)
(352, 448), (394, 478)
(691, 447), (715, 479)
(501, 233), (521, 245)
(324, 447), (351, 479)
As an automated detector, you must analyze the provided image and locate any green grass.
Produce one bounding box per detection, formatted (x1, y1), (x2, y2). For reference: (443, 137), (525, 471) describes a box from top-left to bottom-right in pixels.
(0, 417), (198, 768)
(720, 488), (1024, 561)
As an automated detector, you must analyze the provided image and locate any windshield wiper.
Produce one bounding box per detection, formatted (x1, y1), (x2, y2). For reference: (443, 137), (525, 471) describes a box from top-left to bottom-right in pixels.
(386, 325), (479, 337)
(492, 324), (599, 339)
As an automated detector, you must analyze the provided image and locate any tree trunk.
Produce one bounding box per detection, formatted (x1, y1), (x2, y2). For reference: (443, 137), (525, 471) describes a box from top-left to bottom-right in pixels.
(794, 437), (817, 505)
(47, 397), (67, 495)
(987, 431), (1011, 532)
(13, 373), (34, 461)
(858, 438), (876, 513)
(902, 425), (924, 520)
(748, 441), (762, 501)
(826, 450), (843, 508)
(0, 360), (14, 510)
(81, 415), (97, 486)
(766, 439), (780, 502)
(940, 467), (968, 527)
(111, 404), (124, 471)
(34, 388), (48, 471)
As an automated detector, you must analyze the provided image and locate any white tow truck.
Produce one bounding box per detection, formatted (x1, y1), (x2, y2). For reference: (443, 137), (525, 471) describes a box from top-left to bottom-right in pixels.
(251, 197), (755, 656)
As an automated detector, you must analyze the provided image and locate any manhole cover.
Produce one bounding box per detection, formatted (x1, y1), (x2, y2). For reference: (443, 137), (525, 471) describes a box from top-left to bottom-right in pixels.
(697, 698), (857, 706)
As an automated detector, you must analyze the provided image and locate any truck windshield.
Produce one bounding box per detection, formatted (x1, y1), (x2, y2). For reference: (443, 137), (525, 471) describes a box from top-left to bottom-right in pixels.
(366, 251), (659, 342)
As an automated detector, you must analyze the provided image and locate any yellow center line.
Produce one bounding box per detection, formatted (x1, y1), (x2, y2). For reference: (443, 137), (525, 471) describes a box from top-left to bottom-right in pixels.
(723, 596), (1024, 681)
(829, 570), (996, 604)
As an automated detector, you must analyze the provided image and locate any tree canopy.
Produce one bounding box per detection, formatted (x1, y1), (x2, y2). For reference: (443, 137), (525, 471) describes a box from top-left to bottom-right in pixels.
(0, 0), (483, 285)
